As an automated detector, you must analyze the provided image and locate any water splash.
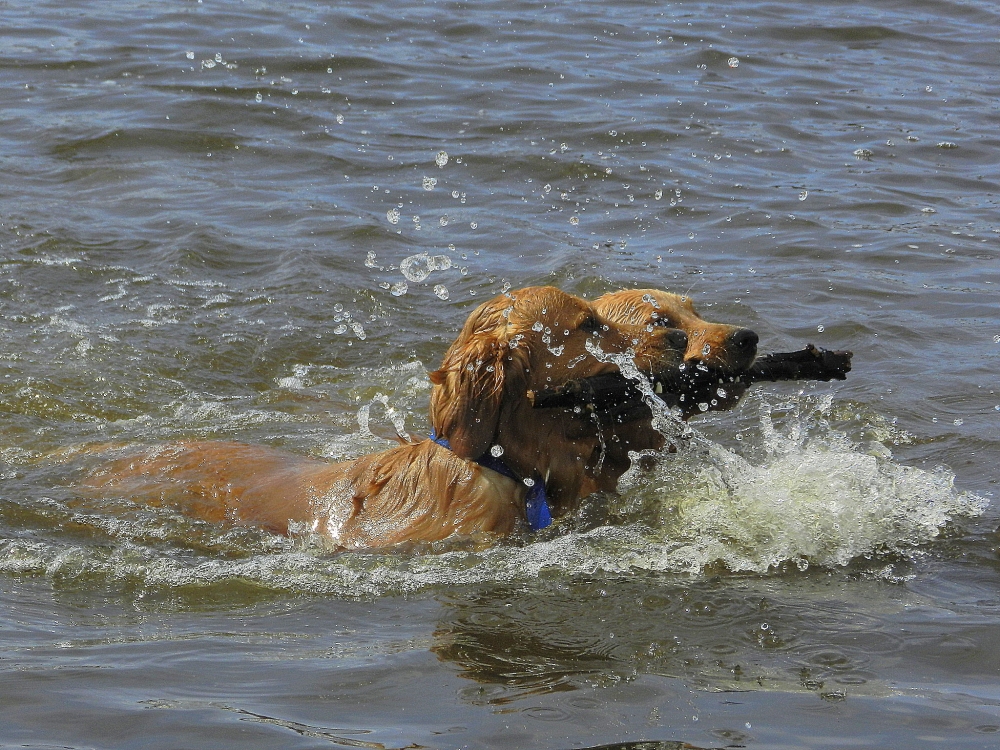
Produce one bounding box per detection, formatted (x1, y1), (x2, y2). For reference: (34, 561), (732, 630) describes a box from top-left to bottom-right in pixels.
(616, 394), (988, 574)
(357, 393), (409, 441)
(6, 380), (985, 599)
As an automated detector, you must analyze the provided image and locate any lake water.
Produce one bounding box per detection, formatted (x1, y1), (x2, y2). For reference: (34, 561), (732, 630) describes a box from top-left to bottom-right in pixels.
(2, 1), (999, 747)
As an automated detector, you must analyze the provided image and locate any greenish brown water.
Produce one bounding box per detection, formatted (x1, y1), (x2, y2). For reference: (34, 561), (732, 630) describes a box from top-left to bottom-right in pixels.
(2, 1), (999, 747)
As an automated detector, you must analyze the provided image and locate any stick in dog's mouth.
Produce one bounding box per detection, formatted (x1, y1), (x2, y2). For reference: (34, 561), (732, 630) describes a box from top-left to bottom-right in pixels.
(529, 345), (853, 417)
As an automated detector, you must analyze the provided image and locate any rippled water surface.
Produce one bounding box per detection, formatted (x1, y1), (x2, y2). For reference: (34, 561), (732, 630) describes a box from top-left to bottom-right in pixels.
(2, 1), (999, 748)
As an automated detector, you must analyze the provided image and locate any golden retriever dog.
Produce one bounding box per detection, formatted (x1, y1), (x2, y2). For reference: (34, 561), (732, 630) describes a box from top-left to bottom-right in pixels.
(83, 287), (687, 549)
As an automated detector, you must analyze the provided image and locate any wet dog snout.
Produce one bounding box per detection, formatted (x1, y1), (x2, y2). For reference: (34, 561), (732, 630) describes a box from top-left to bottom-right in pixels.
(729, 328), (758, 355)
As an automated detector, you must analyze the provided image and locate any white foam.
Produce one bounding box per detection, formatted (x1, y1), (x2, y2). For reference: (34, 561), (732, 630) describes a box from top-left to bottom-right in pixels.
(614, 393), (989, 574)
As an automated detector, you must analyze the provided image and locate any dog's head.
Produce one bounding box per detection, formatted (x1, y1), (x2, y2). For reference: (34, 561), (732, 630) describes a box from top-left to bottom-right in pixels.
(594, 289), (758, 373)
(594, 289), (757, 418)
(429, 286), (687, 507)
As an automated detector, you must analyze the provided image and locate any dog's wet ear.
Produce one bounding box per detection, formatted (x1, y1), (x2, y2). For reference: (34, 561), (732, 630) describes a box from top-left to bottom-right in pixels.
(429, 298), (527, 459)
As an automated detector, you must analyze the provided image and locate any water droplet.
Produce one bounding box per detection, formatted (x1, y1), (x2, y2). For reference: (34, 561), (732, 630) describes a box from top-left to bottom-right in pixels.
(490, 445), (504, 457)
(569, 216), (579, 225)
(439, 215), (449, 227)
(435, 150), (449, 167)
(817, 325), (825, 333)
(543, 184), (552, 193)
(390, 282), (408, 296)
(523, 477), (535, 487)
(336, 113), (344, 124)
(386, 208), (400, 225)
(654, 189), (663, 200)
(400, 253), (432, 282)
(185, 51), (195, 60)
(799, 190), (808, 201)
(853, 148), (874, 160)
(921, 207), (936, 213)
(994, 334), (1000, 344)
(254, 92), (262, 103)
(953, 418), (964, 426)
(936, 141), (958, 149)
(728, 56), (740, 68)
(433, 284), (449, 300)
(532, 321), (544, 332)
(364, 251), (377, 268)
(333, 303), (344, 313)
(334, 324), (348, 334)
(422, 176), (437, 190)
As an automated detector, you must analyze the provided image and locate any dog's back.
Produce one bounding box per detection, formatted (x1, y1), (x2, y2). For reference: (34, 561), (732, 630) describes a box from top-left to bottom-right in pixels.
(84, 439), (525, 548)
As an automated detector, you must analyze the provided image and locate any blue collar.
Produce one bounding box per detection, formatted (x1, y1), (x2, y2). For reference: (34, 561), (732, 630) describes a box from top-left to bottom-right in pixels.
(430, 431), (552, 531)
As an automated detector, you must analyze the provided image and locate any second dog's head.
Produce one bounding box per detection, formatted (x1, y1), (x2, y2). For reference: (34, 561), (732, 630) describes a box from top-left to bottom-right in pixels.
(594, 289), (758, 417)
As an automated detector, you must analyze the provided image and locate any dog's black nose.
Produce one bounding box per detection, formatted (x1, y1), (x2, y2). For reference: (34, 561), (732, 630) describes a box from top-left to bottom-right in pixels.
(729, 328), (758, 352)
(664, 328), (688, 352)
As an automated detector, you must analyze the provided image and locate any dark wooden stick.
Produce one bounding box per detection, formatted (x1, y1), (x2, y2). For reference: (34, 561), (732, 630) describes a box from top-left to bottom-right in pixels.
(529, 345), (852, 410)
(748, 344), (852, 383)
(527, 372), (646, 411)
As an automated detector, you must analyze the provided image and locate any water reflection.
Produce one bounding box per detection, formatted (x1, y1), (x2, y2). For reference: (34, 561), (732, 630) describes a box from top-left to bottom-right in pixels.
(431, 573), (906, 707)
